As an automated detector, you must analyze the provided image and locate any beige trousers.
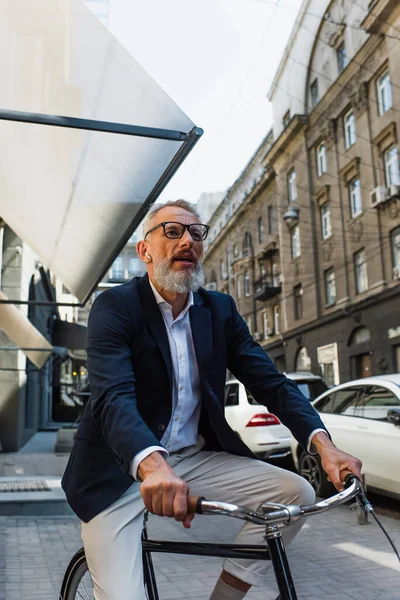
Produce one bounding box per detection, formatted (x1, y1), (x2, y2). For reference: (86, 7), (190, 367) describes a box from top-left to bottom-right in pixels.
(81, 438), (315, 600)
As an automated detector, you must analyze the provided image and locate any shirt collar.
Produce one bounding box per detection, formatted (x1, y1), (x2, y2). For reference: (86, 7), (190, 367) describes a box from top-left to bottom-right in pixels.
(149, 279), (194, 318)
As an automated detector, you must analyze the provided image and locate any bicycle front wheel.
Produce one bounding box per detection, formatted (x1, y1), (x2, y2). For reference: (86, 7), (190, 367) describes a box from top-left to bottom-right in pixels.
(60, 548), (94, 600)
(60, 547), (153, 600)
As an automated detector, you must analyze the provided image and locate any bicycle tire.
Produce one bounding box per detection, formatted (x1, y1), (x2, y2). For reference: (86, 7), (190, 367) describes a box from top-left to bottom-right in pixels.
(60, 547), (153, 600)
(59, 547), (94, 600)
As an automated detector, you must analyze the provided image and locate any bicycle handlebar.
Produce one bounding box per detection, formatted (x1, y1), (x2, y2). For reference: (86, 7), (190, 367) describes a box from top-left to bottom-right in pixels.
(187, 475), (372, 527)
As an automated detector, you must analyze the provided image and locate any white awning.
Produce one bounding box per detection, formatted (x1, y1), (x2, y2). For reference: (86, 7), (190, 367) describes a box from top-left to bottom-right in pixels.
(0, 0), (200, 302)
(0, 291), (52, 369)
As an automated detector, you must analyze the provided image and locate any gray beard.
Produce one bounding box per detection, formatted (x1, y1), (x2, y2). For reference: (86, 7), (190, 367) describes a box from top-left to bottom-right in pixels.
(152, 258), (205, 293)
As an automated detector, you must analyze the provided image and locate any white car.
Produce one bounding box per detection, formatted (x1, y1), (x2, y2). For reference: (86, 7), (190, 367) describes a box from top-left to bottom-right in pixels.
(224, 379), (291, 459)
(290, 375), (400, 498)
(224, 373), (327, 460)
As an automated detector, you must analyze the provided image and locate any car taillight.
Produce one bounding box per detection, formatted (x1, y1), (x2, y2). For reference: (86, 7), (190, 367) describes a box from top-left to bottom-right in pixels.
(245, 413), (280, 427)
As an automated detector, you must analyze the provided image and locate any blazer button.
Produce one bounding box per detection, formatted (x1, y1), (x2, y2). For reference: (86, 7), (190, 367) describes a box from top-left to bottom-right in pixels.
(157, 424), (166, 431)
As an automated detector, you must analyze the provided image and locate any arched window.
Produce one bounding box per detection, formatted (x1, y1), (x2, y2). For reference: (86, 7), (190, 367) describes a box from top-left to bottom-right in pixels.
(243, 231), (252, 250)
(295, 347), (311, 371)
(348, 326), (370, 346)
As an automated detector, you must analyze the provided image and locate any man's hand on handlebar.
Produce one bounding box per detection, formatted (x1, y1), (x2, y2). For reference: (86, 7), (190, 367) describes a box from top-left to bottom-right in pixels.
(138, 451), (195, 529)
(311, 432), (363, 492)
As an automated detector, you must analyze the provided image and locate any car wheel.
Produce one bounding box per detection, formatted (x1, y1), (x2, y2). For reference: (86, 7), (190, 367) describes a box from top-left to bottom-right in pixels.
(298, 451), (335, 498)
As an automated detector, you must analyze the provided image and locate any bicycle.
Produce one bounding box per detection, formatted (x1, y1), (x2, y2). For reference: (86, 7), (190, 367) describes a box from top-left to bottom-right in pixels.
(59, 475), (399, 600)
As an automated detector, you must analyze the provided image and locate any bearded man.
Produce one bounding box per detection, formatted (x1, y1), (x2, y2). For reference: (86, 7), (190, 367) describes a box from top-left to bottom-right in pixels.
(62, 199), (361, 600)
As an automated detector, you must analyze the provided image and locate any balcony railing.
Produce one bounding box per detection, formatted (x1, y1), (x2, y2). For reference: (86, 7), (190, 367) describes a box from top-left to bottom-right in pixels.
(254, 276), (281, 301)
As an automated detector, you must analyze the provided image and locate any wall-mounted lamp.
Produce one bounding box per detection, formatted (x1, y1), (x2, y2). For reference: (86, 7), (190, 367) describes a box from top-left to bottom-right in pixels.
(283, 206), (299, 228)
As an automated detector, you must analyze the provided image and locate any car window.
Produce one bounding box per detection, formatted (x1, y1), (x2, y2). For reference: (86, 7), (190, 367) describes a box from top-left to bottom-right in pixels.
(315, 387), (360, 414)
(225, 384), (239, 407)
(296, 379), (328, 400)
(353, 385), (400, 421)
(246, 390), (261, 406)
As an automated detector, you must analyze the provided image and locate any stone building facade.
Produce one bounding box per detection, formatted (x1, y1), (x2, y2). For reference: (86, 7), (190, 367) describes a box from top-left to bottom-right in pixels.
(203, 0), (400, 385)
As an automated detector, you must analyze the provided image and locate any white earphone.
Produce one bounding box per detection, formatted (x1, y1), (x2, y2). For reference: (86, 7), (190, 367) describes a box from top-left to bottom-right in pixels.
(145, 252), (152, 260)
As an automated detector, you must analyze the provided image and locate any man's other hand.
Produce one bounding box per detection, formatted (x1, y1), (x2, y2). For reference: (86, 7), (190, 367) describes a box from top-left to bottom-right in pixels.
(138, 452), (194, 528)
(311, 432), (363, 491)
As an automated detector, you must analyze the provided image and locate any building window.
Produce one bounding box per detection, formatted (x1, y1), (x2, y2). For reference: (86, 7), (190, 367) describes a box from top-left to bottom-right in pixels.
(244, 271), (250, 296)
(293, 284), (303, 320)
(384, 146), (400, 187)
(344, 110), (356, 149)
(291, 225), (301, 259)
(296, 347), (312, 371)
(233, 244), (239, 257)
(220, 259), (227, 280)
(272, 259), (279, 286)
(243, 231), (252, 251)
(263, 311), (270, 339)
(324, 268), (336, 306)
(337, 43), (348, 73)
(320, 202), (332, 240)
(316, 143), (327, 177)
(247, 316), (252, 334)
(288, 169), (297, 203)
(273, 305), (280, 335)
(391, 226), (400, 272)
(283, 110), (291, 129)
(111, 257), (124, 279)
(268, 205), (274, 234)
(349, 178), (362, 218)
(236, 275), (241, 299)
(354, 249), (368, 294)
(259, 262), (266, 280)
(310, 79), (319, 107)
(128, 257), (141, 275)
(258, 217), (264, 243)
(377, 72), (392, 116)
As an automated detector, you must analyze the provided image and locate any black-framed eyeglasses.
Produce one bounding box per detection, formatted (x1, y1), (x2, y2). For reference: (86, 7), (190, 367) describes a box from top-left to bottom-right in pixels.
(144, 221), (210, 242)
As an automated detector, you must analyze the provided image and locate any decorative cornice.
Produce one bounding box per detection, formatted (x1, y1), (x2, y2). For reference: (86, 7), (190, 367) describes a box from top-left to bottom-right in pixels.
(361, 0), (399, 34)
(313, 184), (331, 206)
(262, 115), (308, 167)
(339, 156), (361, 181)
(373, 121), (397, 151)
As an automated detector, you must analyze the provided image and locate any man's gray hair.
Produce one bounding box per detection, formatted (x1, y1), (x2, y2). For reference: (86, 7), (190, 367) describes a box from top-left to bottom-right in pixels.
(142, 199), (201, 238)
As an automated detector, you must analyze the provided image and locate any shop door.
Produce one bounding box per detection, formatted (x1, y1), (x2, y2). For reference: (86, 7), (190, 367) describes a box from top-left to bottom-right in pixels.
(356, 354), (372, 378)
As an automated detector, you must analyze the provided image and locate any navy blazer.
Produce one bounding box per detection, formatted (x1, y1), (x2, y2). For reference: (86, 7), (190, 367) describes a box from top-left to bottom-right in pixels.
(62, 274), (328, 522)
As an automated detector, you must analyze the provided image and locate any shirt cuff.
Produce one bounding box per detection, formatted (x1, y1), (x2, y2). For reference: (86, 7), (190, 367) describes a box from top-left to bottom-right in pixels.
(307, 429), (328, 455)
(130, 446), (169, 481)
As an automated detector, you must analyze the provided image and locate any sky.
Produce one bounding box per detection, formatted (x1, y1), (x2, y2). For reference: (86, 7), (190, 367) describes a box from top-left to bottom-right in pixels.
(109, 0), (304, 203)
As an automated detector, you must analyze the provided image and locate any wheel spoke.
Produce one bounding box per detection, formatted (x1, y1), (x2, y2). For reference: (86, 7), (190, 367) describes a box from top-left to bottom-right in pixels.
(76, 571), (94, 600)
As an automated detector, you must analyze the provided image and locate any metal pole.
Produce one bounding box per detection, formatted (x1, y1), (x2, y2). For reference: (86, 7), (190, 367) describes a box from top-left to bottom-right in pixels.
(0, 109), (188, 142)
(0, 300), (83, 307)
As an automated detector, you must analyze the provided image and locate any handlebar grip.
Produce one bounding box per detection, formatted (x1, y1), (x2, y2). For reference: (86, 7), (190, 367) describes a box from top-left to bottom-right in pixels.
(344, 473), (361, 487)
(187, 495), (205, 514)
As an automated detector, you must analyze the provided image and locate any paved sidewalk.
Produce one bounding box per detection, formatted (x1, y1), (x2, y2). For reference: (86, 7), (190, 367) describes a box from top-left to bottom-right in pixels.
(0, 503), (399, 600)
(0, 432), (69, 478)
(0, 433), (399, 599)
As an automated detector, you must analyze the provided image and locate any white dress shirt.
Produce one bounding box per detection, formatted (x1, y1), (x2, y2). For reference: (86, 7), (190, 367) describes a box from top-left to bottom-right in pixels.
(130, 283), (326, 479)
(130, 282), (201, 479)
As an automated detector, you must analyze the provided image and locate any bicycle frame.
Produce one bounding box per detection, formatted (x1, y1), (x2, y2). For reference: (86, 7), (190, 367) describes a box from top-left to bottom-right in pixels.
(141, 513), (295, 600)
(141, 477), (372, 600)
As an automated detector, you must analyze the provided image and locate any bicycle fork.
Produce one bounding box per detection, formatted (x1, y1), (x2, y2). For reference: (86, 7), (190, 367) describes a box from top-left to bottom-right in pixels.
(264, 525), (297, 600)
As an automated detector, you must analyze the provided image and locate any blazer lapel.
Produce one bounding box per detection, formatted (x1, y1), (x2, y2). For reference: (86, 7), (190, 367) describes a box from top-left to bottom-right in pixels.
(137, 275), (173, 390)
(190, 292), (213, 374)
